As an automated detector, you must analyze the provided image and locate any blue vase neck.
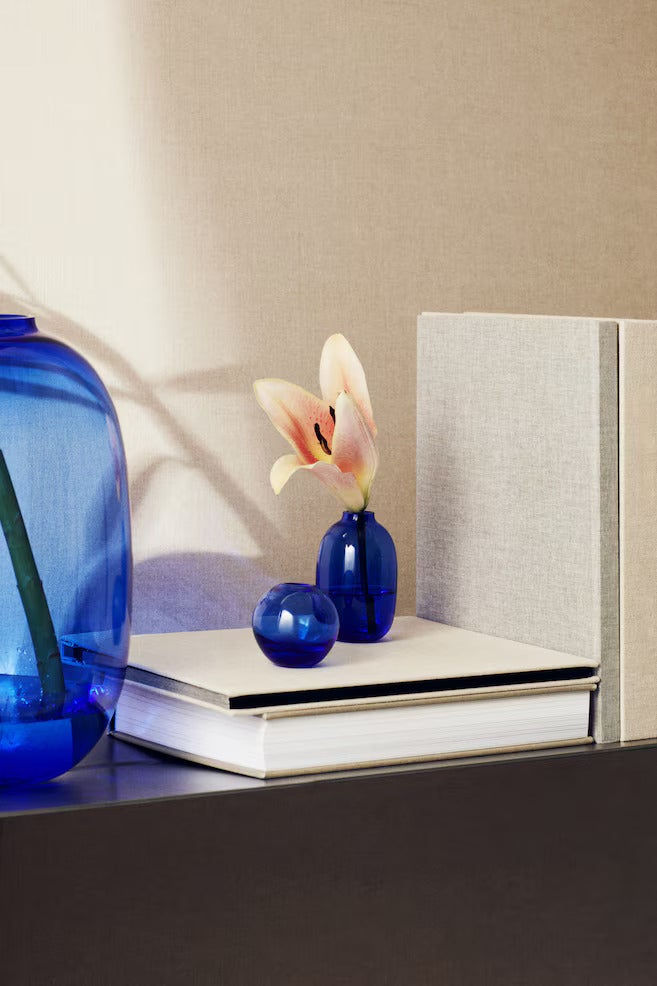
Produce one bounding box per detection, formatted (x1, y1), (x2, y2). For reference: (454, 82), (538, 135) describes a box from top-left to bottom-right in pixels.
(342, 510), (374, 522)
(0, 315), (38, 338)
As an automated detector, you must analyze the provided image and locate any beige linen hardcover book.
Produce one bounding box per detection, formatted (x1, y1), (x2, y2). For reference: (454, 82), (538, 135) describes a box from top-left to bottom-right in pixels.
(112, 617), (598, 778)
(417, 312), (657, 742)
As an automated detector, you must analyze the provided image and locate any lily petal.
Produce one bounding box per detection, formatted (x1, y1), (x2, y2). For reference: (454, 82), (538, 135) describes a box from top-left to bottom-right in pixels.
(331, 392), (378, 506)
(254, 378), (335, 464)
(300, 461), (366, 511)
(308, 461), (366, 511)
(269, 454), (365, 511)
(270, 454), (304, 494)
(319, 334), (376, 437)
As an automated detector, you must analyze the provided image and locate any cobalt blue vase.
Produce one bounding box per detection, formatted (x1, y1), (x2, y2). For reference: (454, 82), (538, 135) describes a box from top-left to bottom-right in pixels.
(252, 583), (339, 668)
(316, 511), (397, 643)
(0, 315), (132, 785)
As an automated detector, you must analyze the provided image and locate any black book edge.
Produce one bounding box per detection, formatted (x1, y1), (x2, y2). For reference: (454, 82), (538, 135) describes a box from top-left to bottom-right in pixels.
(125, 665), (598, 712)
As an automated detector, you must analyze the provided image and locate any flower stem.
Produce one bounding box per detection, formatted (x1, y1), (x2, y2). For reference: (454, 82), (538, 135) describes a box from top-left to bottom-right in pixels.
(356, 511), (376, 637)
(0, 450), (65, 704)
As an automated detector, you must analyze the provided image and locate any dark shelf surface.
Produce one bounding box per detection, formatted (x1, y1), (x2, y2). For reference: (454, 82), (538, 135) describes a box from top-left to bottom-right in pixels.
(2, 731), (656, 818)
(3, 733), (657, 985)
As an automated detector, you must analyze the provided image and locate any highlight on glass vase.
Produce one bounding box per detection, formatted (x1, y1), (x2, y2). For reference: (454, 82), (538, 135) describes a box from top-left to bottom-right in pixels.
(0, 315), (132, 785)
(254, 332), (396, 644)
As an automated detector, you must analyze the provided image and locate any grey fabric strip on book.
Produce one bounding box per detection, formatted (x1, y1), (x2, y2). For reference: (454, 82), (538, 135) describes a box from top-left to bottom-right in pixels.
(618, 320), (657, 741)
(417, 313), (620, 742)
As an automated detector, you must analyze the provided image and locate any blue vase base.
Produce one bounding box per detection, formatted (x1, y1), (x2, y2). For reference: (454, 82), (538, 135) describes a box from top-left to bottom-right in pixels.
(0, 656), (124, 786)
(329, 588), (397, 643)
(253, 631), (332, 668)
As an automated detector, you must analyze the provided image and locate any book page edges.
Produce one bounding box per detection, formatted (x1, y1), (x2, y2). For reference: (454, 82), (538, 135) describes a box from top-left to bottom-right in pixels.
(112, 733), (593, 780)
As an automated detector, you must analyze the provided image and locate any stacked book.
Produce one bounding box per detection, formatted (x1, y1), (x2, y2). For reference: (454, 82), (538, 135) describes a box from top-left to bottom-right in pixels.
(113, 617), (597, 778)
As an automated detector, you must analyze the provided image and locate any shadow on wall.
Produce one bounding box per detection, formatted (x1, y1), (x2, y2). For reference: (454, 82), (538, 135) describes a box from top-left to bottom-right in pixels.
(133, 553), (274, 633)
(0, 258), (290, 631)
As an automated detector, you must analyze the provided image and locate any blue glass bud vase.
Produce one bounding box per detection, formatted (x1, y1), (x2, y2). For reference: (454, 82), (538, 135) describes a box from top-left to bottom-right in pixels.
(316, 511), (397, 643)
(252, 583), (339, 668)
(0, 315), (132, 785)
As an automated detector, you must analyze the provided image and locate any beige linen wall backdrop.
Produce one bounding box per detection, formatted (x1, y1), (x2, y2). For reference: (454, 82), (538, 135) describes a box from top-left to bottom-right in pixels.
(1, 0), (656, 630)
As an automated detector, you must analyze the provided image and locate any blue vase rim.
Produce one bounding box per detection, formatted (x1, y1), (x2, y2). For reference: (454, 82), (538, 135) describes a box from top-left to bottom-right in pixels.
(0, 314), (38, 337)
(341, 510), (375, 520)
(271, 581), (318, 591)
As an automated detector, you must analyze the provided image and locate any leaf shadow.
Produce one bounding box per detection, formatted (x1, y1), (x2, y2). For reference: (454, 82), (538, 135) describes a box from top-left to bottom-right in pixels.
(0, 258), (297, 629)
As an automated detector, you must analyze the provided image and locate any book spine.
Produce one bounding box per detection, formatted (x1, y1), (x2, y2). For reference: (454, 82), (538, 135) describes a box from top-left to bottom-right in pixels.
(591, 320), (620, 743)
(618, 320), (657, 740)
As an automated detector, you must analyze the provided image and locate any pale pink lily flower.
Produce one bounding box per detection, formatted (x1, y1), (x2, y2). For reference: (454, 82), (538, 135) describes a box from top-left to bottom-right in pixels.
(254, 334), (378, 512)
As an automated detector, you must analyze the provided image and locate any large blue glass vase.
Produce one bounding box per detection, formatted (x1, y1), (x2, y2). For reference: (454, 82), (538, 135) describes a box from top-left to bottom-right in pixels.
(0, 315), (131, 785)
(316, 511), (397, 643)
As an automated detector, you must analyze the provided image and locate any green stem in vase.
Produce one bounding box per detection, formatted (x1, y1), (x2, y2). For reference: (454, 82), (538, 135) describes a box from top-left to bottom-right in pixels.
(356, 510), (376, 636)
(0, 450), (65, 704)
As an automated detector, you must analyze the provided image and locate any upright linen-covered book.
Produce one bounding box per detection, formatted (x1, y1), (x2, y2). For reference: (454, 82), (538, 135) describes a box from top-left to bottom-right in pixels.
(112, 617), (598, 778)
(417, 312), (657, 743)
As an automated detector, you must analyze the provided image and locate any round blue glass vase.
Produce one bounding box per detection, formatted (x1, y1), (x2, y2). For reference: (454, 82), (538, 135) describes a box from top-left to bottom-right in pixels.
(252, 583), (339, 668)
(316, 511), (397, 643)
(0, 315), (132, 785)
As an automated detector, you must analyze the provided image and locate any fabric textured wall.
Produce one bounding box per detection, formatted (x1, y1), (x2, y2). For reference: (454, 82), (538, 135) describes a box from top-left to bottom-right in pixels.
(1, 1), (656, 631)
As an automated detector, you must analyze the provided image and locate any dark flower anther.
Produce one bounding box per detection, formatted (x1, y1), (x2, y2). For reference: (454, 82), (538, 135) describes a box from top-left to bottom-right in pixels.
(314, 422), (332, 456)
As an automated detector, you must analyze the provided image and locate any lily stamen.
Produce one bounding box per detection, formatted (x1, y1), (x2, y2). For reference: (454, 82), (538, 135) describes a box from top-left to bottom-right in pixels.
(314, 422), (332, 456)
